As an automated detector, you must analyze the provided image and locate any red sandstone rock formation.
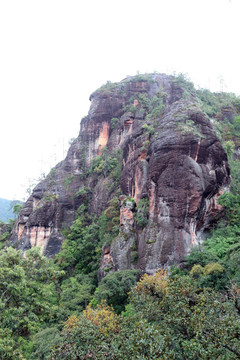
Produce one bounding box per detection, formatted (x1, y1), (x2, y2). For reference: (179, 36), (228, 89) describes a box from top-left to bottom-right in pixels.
(10, 74), (230, 275)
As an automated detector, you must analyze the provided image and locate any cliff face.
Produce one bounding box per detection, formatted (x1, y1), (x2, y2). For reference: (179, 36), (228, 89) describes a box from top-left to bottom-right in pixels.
(10, 74), (230, 274)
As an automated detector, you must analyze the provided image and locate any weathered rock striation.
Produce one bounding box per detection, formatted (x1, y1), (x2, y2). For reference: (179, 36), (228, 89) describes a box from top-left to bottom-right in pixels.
(10, 74), (230, 275)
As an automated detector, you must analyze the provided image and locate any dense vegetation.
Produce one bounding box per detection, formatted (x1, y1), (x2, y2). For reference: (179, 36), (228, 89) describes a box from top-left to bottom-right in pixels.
(0, 75), (240, 359)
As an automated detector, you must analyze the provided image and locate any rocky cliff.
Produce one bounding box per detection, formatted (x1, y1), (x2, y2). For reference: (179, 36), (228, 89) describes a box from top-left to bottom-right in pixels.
(10, 73), (230, 275)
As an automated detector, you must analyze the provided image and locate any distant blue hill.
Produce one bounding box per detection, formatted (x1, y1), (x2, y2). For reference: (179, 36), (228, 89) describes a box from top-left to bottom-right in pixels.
(0, 198), (22, 223)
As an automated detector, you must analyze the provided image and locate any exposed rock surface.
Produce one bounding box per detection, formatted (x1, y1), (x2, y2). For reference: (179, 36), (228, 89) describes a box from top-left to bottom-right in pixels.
(10, 74), (230, 275)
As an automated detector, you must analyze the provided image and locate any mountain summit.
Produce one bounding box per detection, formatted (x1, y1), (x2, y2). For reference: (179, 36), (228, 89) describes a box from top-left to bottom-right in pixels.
(10, 73), (231, 275)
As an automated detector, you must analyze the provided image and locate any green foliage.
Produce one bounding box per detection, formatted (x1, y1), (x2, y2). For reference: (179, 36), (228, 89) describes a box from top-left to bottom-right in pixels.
(0, 247), (63, 357)
(117, 317), (172, 359)
(94, 80), (118, 95)
(186, 154), (240, 289)
(62, 174), (75, 190)
(204, 224), (240, 259)
(83, 302), (120, 334)
(129, 272), (240, 359)
(196, 88), (220, 117)
(186, 246), (219, 267)
(12, 202), (23, 216)
(146, 93), (165, 121)
(137, 93), (150, 109)
(111, 117), (120, 129)
(122, 196), (135, 206)
(56, 217), (100, 275)
(203, 156), (240, 285)
(50, 315), (116, 359)
(50, 299), (171, 359)
(172, 73), (195, 94)
(43, 192), (59, 203)
(233, 115), (240, 134)
(130, 245), (138, 264)
(47, 167), (57, 187)
(101, 197), (120, 239)
(57, 197), (120, 280)
(131, 73), (154, 83)
(76, 186), (91, 197)
(58, 274), (95, 321)
(223, 140), (235, 157)
(190, 264), (204, 278)
(190, 262), (226, 290)
(2, 76), (240, 359)
(203, 262), (224, 276)
(142, 123), (155, 136)
(51, 272), (240, 359)
(183, 83), (240, 288)
(0, 231), (10, 245)
(217, 116), (240, 143)
(178, 119), (205, 139)
(135, 198), (149, 228)
(29, 327), (62, 360)
(0, 198), (22, 222)
(76, 186), (92, 207)
(141, 139), (150, 152)
(62, 174), (76, 203)
(196, 89), (240, 120)
(93, 270), (139, 313)
(148, 103), (165, 120)
(123, 81), (165, 122)
(123, 103), (137, 114)
(0, 222), (13, 248)
(111, 159), (122, 183)
(87, 149), (122, 179)
(218, 191), (240, 226)
(225, 246), (240, 284)
(0, 327), (22, 359)
(88, 148), (123, 186)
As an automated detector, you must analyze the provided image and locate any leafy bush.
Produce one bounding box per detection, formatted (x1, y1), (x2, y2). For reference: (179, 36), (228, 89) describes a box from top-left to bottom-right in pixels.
(51, 315), (115, 359)
(178, 119), (205, 139)
(93, 269), (139, 313)
(205, 225), (240, 258)
(190, 262), (226, 290)
(83, 302), (120, 334)
(58, 274), (95, 321)
(135, 198), (149, 228)
(111, 117), (120, 129)
(129, 272), (240, 359)
(29, 327), (61, 360)
(142, 123), (155, 136)
(0, 247), (62, 357)
(101, 197), (120, 239)
(186, 247), (219, 267)
(56, 217), (100, 275)
(88, 149), (122, 178)
(190, 264), (203, 278)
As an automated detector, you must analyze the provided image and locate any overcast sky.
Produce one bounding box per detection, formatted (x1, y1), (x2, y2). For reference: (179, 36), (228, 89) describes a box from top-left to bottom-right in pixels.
(0, 0), (239, 200)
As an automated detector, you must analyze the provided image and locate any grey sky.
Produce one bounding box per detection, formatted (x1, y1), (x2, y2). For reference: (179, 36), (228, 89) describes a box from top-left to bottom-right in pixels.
(0, 0), (239, 200)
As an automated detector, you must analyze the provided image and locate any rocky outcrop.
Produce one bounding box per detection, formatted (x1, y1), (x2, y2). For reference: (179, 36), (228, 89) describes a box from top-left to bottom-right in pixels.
(10, 74), (230, 274)
(9, 142), (83, 256)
